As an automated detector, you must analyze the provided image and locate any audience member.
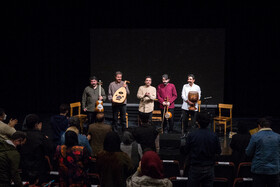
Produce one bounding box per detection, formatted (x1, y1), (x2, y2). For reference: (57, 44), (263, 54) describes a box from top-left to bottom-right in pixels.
(50, 103), (69, 146)
(0, 131), (27, 187)
(97, 131), (134, 187)
(87, 112), (111, 157)
(246, 118), (280, 187)
(0, 108), (18, 140)
(54, 130), (90, 187)
(61, 116), (92, 154)
(132, 113), (159, 152)
(126, 151), (172, 187)
(230, 121), (251, 167)
(20, 114), (53, 185)
(181, 112), (221, 187)
(121, 131), (143, 171)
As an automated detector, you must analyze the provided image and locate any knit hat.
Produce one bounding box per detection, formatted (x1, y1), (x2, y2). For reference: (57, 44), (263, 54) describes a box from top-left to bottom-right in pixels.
(141, 151), (164, 179)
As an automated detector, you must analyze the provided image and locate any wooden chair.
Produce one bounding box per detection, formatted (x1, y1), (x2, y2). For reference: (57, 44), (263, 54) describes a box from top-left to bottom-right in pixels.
(70, 102), (87, 133)
(213, 104), (233, 135)
(118, 112), (128, 128)
(152, 110), (163, 122)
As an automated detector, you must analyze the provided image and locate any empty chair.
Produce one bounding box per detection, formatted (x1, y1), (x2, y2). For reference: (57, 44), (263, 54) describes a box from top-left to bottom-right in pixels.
(233, 177), (253, 187)
(214, 162), (235, 186)
(236, 162), (252, 178)
(213, 104), (233, 135)
(70, 102), (87, 133)
(162, 160), (180, 178)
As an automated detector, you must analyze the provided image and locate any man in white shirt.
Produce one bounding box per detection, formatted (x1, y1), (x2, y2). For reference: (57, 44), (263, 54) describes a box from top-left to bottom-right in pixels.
(181, 74), (201, 133)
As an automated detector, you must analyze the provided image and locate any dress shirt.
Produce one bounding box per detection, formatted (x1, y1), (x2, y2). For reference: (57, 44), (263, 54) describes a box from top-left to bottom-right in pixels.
(137, 85), (156, 113)
(181, 83), (201, 111)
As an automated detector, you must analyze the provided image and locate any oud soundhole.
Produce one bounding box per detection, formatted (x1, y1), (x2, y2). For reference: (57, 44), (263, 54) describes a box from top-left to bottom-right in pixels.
(119, 91), (123, 94)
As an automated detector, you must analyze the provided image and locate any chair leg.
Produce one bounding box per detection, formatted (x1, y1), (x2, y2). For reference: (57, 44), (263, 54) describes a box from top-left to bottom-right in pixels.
(224, 122), (226, 135)
(213, 120), (216, 132)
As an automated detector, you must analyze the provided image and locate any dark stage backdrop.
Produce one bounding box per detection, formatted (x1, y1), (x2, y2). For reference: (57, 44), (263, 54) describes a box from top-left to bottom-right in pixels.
(90, 29), (225, 105)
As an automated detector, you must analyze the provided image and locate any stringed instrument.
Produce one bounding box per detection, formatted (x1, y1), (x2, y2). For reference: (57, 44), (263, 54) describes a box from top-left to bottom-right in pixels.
(95, 80), (104, 112)
(112, 80), (130, 103)
(164, 97), (172, 119)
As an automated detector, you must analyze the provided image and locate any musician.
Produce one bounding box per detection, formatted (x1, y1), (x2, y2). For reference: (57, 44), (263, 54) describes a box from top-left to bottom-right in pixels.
(108, 71), (130, 132)
(157, 74), (177, 133)
(82, 76), (106, 125)
(181, 74), (201, 133)
(137, 76), (157, 122)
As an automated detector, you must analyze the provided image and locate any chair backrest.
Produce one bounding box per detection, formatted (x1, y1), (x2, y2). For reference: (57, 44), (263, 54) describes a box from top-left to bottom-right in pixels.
(162, 160), (180, 178)
(170, 177), (188, 187)
(237, 162), (252, 178)
(218, 104), (233, 118)
(70, 102), (82, 117)
(214, 162), (235, 185)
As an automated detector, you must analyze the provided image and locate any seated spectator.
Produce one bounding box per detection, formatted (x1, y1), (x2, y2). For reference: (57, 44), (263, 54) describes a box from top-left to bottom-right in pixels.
(50, 103), (69, 146)
(61, 116), (92, 154)
(54, 131), (90, 187)
(20, 114), (53, 185)
(0, 131), (27, 187)
(97, 131), (134, 187)
(132, 113), (159, 152)
(126, 150), (172, 187)
(87, 112), (111, 157)
(230, 121), (252, 167)
(121, 131), (143, 171)
(0, 108), (18, 140)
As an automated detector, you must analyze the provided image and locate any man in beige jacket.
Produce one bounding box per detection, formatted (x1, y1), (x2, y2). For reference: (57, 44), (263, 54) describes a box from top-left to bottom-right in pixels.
(137, 76), (156, 122)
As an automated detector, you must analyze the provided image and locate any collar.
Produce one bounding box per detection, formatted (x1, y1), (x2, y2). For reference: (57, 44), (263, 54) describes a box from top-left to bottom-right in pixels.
(259, 128), (272, 132)
(5, 140), (16, 147)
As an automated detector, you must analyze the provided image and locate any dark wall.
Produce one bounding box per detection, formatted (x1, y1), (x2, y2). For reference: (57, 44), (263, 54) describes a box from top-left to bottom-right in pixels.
(2, 1), (280, 118)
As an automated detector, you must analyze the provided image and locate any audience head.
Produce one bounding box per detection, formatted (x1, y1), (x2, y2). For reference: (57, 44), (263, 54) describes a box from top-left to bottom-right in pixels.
(96, 112), (105, 123)
(196, 112), (210, 128)
(0, 108), (7, 121)
(258, 118), (271, 128)
(68, 116), (81, 132)
(26, 114), (42, 130)
(141, 151), (164, 179)
(103, 131), (121, 152)
(122, 131), (134, 145)
(11, 131), (27, 146)
(65, 130), (78, 147)
(139, 113), (150, 126)
(59, 103), (69, 114)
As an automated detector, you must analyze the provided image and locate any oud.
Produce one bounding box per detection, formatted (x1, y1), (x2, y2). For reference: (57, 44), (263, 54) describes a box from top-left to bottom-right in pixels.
(112, 80), (130, 104)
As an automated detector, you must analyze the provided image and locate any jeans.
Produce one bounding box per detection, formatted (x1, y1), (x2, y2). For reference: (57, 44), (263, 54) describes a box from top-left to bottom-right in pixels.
(112, 104), (127, 131)
(252, 173), (279, 187)
(188, 165), (214, 187)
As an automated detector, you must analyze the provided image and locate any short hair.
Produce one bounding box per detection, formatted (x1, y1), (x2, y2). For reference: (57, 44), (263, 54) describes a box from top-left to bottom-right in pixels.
(196, 112), (210, 128)
(65, 130), (78, 147)
(145, 75), (152, 80)
(259, 118), (271, 128)
(139, 113), (150, 125)
(162, 74), (169, 80)
(0, 108), (5, 116)
(89, 76), (98, 81)
(59, 104), (69, 113)
(11, 131), (27, 141)
(26, 114), (40, 130)
(188, 74), (195, 79)
(96, 113), (105, 123)
(115, 71), (122, 76)
(68, 116), (80, 129)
